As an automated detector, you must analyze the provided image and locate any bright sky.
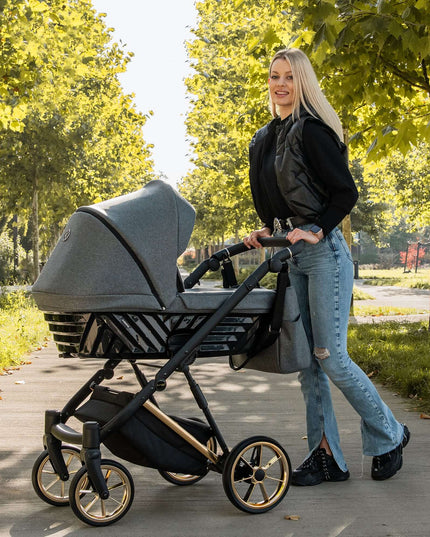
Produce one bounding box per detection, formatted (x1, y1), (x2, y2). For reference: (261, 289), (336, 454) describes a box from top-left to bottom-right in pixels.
(91, 0), (198, 187)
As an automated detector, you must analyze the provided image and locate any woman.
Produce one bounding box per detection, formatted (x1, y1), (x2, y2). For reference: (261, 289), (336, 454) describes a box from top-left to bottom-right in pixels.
(244, 48), (409, 486)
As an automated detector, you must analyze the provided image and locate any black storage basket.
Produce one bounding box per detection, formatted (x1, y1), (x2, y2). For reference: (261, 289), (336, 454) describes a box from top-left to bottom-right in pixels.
(75, 386), (213, 475)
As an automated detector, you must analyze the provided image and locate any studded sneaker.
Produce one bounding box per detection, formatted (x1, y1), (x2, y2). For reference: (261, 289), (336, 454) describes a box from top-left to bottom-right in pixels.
(292, 448), (350, 486)
(371, 424), (410, 481)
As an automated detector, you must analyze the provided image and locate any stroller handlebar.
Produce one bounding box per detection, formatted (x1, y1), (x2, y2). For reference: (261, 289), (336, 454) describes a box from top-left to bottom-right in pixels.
(183, 239), (303, 289)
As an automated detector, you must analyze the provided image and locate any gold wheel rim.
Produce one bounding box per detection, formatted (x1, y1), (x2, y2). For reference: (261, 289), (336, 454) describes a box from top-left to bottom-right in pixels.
(74, 464), (132, 523)
(37, 448), (81, 503)
(230, 441), (289, 510)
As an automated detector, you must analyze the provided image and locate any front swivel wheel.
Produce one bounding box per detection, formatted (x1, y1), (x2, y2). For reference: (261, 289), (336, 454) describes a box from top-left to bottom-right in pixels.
(32, 445), (82, 506)
(222, 436), (291, 514)
(69, 459), (134, 527)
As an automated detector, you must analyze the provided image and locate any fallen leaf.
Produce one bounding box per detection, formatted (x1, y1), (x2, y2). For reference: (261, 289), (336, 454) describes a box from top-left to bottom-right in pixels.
(0, 396), (2, 400)
(301, 435), (307, 440)
(116, 376), (124, 380)
(15, 380), (25, 385)
(420, 413), (430, 420)
(284, 515), (301, 521)
(23, 361), (32, 365)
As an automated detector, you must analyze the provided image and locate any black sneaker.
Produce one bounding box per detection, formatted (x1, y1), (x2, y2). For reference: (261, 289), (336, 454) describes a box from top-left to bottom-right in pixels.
(371, 424), (410, 481)
(292, 448), (350, 486)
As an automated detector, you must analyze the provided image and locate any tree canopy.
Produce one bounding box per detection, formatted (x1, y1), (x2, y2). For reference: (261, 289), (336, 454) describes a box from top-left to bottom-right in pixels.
(0, 0), (155, 278)
(290, 0), (430, 158)
(181, 0), (288, 245)
(182, 0), (429, 249)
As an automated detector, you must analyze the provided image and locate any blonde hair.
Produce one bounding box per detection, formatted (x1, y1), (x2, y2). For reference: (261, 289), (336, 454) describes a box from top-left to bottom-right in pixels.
(268, 48), (344, 141)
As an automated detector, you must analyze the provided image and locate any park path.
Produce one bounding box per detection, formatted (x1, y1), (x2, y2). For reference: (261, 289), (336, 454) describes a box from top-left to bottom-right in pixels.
(0, 339), (429, 537)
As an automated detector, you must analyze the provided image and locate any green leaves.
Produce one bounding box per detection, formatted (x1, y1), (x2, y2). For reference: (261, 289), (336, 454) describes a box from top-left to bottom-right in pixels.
(182, 0), (429, 249)
(289, 0), (429, 158)
(182, 0), (289, 246)
(0, 0), (155, 278)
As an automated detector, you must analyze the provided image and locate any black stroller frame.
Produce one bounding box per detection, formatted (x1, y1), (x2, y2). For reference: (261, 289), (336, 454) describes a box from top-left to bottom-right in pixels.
(31, 181), (302, 527)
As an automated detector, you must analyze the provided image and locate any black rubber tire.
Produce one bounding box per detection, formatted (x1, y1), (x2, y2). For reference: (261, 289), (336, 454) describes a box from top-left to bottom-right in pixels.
(31, 445), (82, 507)
(222, 435), (291, 514)
(69, 459), (134, 527)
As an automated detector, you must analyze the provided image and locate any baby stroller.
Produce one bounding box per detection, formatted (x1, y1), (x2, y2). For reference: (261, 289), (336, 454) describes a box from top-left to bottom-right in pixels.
(31, 180), (304, 527)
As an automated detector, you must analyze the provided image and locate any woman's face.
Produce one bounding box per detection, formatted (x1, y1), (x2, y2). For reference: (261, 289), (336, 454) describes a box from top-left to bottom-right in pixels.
(268, 58), (295, 118)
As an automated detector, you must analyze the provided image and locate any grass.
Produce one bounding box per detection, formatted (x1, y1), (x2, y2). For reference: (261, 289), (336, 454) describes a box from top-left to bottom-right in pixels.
(353, 305), (428, 317)
(359, 268), (430, 289)
(348, 321), (430, 412)
(353, 287), (375, 300)
(0, 291), (50, 373)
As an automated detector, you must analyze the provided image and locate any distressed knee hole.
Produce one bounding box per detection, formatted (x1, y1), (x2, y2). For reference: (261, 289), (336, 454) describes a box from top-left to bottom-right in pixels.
(314, 347), (330, 360)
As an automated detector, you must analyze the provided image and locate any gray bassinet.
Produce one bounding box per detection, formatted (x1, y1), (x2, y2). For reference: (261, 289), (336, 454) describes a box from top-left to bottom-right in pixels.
(33, 180), (274, 314)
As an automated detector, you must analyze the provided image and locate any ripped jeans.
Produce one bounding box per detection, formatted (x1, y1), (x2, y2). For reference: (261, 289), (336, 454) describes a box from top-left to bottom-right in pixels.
(287, 226), (404, 472)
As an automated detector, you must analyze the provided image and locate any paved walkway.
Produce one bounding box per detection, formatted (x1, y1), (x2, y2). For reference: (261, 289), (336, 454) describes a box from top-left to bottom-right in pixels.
(0, 339), (428, 537)
(350, 280), (429, 324)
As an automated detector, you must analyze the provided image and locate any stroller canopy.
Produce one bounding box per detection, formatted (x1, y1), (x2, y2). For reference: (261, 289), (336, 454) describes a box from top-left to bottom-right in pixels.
(32, 180), (196, 312)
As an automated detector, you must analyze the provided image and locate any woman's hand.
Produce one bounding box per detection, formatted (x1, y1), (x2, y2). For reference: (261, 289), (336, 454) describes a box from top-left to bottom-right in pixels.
(287, 228), (323, 245)
(243, 227), (272, 249)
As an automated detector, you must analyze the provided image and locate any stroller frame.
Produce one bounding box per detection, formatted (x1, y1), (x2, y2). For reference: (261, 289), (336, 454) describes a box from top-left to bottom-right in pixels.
(33, 235), (301, 526)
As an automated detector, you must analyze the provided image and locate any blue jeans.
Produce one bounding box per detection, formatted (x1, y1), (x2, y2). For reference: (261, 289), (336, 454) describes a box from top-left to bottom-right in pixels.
(286, 226), (404, 472)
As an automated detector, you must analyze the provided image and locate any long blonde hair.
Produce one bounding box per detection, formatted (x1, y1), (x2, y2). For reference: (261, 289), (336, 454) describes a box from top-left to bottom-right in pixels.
(268, 48), (344, 141)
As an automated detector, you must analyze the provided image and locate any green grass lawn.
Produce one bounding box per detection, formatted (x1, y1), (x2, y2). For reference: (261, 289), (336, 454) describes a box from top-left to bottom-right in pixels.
(359, 268), (430, 289)
(0, 291), (50, 372)
(348, 321), (430, 412)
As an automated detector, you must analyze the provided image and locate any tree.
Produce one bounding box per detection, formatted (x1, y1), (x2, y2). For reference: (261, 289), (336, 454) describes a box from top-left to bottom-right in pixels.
(349, 159), (391, 240)
(0, 0), (154, 279)
(289, 0), (430, 159)
(363, 144), (430, 229)
(183, 0), (430, 251)
(181, 0), (288, 247)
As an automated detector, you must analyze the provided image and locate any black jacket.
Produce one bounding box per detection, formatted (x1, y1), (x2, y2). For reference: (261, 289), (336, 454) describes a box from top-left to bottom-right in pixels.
(249, 111), (358, 234)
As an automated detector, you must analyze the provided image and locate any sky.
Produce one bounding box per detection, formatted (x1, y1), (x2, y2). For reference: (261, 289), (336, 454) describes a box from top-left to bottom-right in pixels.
(91, 0), (198, 187)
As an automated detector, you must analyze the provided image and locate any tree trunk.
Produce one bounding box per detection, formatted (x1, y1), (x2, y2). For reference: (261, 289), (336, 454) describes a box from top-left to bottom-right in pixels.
(12, 214), (18, 280)
(343, 126), (354, 314)
(233, 231), (240, 274)
(32, 171), (40, 281)
(260, 245), (266, 264)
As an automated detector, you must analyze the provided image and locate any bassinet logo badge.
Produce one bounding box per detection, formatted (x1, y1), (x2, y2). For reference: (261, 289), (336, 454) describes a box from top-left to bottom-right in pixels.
(63, 229), (71, 241)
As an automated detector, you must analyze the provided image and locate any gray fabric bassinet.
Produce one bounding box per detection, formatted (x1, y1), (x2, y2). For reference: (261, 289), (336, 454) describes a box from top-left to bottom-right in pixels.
(33, 179), (276, 324)
(32, 180), (197, 312)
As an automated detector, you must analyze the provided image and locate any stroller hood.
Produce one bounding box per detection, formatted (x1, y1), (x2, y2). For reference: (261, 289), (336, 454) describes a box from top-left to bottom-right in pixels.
(32, 180), (196, 311)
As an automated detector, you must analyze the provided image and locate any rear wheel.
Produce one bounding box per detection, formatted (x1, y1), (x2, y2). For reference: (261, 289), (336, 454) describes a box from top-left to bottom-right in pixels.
(158, 470), (207, 486)
(69, 459), (134, 527)
(222, 436), (291, 514)
(158, 425), (217, 486)
(32, 445), (82, 507)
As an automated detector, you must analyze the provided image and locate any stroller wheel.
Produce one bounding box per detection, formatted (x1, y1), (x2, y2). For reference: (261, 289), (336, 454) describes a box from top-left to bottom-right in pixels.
(32, 445), (82, 507)
(222, 436), (291, 514)
(69, 459), (134, 527)
(158, 434), (217, 486)
(158, 469), (208, 486)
